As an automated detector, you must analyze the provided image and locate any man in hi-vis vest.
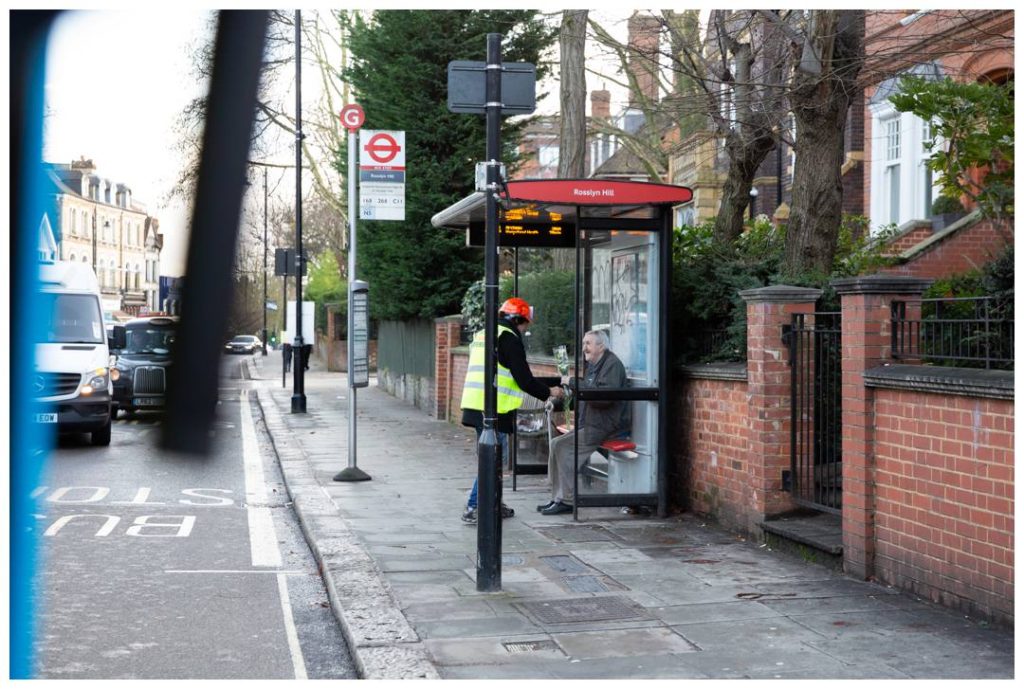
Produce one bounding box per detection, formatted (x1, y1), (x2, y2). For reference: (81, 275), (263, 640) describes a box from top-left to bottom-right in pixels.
(460, 297), (564, 524)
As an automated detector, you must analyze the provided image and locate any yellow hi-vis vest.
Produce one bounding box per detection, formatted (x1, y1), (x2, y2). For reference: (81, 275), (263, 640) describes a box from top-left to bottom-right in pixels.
(460, 325), (527, 414)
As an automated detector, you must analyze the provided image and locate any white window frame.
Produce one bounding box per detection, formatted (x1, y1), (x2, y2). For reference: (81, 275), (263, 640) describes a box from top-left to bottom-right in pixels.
(869, 99), (939, 234)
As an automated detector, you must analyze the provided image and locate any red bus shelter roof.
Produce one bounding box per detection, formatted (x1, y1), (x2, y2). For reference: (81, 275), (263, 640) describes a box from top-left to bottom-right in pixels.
(431, 178), (693, 230)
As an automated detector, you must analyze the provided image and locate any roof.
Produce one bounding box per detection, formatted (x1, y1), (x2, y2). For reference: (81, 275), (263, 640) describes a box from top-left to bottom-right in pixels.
(431, 178), (693, 231)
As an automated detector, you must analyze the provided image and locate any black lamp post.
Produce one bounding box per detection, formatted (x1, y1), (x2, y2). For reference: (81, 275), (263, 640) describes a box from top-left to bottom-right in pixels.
(262, 166), (268, 355)
(291, 8), (306, 413)
(749, 187), (759, 220)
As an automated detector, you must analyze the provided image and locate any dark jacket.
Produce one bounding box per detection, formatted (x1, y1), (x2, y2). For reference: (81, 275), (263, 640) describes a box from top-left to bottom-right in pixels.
(573, 349), (630, 443)
(461, 316), (559, 434)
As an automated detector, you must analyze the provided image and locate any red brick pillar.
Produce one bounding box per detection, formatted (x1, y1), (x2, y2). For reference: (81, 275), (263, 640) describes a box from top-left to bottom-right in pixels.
(433, 316), (463, 421)
(832, 275), (931, 579)
(739, 285), (822, 532)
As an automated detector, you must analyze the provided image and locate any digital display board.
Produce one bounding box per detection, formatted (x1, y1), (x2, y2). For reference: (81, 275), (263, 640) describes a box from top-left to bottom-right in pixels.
(466, 207), (575, 248)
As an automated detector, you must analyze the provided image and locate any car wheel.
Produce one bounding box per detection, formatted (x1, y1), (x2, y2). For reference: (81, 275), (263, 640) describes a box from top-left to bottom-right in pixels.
(91, 417), (112, 446)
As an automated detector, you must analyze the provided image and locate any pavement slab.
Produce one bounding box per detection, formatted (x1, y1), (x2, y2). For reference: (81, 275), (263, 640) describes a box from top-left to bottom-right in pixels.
(248, 354), (1014, 679)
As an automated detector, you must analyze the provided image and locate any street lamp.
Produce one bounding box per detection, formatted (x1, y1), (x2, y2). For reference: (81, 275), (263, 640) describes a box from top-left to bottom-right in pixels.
(749, 187), (759, 220)
(262, 166), (268, 355)
(291, 8), (307, 413)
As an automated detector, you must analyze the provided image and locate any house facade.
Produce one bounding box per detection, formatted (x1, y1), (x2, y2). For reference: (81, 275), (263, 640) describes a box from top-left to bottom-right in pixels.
(862, 10), (1014, 232)
(44, 157), (163, 318)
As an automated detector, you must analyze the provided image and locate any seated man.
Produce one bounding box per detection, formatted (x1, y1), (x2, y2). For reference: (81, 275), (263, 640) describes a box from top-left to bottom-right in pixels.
(539, 329), (629, 515)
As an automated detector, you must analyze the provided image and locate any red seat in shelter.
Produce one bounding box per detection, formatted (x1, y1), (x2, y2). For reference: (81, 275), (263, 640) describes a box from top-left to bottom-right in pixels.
(600, 439), (636, 453)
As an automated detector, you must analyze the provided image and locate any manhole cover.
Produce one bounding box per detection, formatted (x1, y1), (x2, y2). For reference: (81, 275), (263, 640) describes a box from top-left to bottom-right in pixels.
(517, 596), (648, 625)
(562, 575), (626, 593)
(502, 554), (525, 566)
(535, 525), (618, 543)
(540, 555), (588, 573)
(503, 640), (563, 654)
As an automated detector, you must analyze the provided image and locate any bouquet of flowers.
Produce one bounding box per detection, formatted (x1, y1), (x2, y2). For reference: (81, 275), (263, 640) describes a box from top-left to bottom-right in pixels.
(553, 345), (573, 428)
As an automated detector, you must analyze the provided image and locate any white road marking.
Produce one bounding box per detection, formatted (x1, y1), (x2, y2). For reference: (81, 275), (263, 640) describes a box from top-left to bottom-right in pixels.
(240, 388), (308, 679)
(240, 388), (282, 568)
(164, 569), (303, 575)
(277, 572), (308, 680)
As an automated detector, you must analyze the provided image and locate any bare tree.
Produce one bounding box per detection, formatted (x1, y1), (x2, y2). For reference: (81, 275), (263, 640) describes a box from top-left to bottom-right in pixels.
(696, 11), (788, 243)
(171, 11), (351, 236)
(772, 10), (866, 276)
(557, 10), (588, 179)
(589, 11), (789, 243)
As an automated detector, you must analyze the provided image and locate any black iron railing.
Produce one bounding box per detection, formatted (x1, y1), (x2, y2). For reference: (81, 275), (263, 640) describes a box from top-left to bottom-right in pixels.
(789, 312), (843, 514)
(892, 297), (1014, 370)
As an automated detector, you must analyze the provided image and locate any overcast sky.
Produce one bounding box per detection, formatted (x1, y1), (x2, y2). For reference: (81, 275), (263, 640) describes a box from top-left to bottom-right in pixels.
(43, 9), (215, 276)
(41, 9), (634, 277)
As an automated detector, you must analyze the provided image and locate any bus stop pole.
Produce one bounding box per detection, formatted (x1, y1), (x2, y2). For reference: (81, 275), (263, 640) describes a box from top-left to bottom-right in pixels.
(476, 32), (503, 592)
(335, 124), (371, 482)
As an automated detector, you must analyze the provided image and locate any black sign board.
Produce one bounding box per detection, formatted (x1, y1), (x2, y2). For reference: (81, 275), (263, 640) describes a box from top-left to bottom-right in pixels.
(467, 221), (575, 248)
(447, 61), (536, 115)
(467, 206), (575, 248)
(274, 248), (306, 277)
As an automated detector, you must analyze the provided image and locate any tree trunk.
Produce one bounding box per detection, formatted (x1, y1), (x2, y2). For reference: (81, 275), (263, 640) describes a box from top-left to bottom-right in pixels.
(708, 12), (787, 244)
(782, 10), (865, 277)
(558, 10), (588, 179)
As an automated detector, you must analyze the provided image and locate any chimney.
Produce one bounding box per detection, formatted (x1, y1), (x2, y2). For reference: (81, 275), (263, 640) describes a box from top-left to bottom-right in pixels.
(627, 12), (661, 107)
(590, 89), (611, 119)
(71, 156), (95, 172)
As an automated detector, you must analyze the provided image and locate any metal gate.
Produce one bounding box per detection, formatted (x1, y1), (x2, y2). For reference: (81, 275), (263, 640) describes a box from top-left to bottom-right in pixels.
(788, 312), (842, 514)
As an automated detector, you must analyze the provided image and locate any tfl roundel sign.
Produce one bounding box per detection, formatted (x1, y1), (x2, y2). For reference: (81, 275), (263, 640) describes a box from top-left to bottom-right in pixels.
(359, 130), (405, 170)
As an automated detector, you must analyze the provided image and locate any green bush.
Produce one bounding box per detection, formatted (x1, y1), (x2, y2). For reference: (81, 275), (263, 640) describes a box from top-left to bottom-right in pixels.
(930, 194), (966, 215)
(671, 218), (782, 363)
(670, 214), (904, 364)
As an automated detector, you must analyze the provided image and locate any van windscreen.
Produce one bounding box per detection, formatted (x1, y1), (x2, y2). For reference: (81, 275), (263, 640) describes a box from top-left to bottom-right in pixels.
(41, 293), (105, 344)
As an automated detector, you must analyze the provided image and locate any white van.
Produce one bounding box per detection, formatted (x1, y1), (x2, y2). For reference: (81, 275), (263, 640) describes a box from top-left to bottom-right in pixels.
(35, 261), (125, 446)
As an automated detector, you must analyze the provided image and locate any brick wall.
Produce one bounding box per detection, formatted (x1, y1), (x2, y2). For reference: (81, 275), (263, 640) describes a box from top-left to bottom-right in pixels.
(882, 217), (1013, 279)
(449, 351), (469, 423)
(433, 317), (462, 419)
(675, 376), (752, 533)
(872, 388), (1014, 621)
(885, 223), (933, 254)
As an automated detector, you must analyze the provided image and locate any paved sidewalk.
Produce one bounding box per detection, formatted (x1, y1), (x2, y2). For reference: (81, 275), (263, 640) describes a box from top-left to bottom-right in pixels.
(248, 351), (1012, 680)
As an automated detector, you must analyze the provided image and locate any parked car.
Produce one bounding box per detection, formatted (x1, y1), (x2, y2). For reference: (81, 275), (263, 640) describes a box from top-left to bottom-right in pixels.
(111, 316), (178, 417)
(224, 334), (261, 354)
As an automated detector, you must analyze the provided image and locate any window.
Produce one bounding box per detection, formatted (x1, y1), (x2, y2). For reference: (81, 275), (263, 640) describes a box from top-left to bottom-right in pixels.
(887, 165), (901, 224)
(135, 264), (141, 289)
(674, 203), (696, 228)
(885, 118), (901, 161)
(70, 209), (76, 236)
(537, 144), (559, 169)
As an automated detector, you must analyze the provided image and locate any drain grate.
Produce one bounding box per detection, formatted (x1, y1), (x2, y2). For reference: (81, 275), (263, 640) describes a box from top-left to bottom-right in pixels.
(503, 640), (562, 654)
(535, 525), (618, 543)
(517, 595), (648, 625)
(540, 555), (588, 573)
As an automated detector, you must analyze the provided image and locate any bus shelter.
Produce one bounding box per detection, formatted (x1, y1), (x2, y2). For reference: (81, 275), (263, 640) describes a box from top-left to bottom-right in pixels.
(432, 178), (692, 518)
